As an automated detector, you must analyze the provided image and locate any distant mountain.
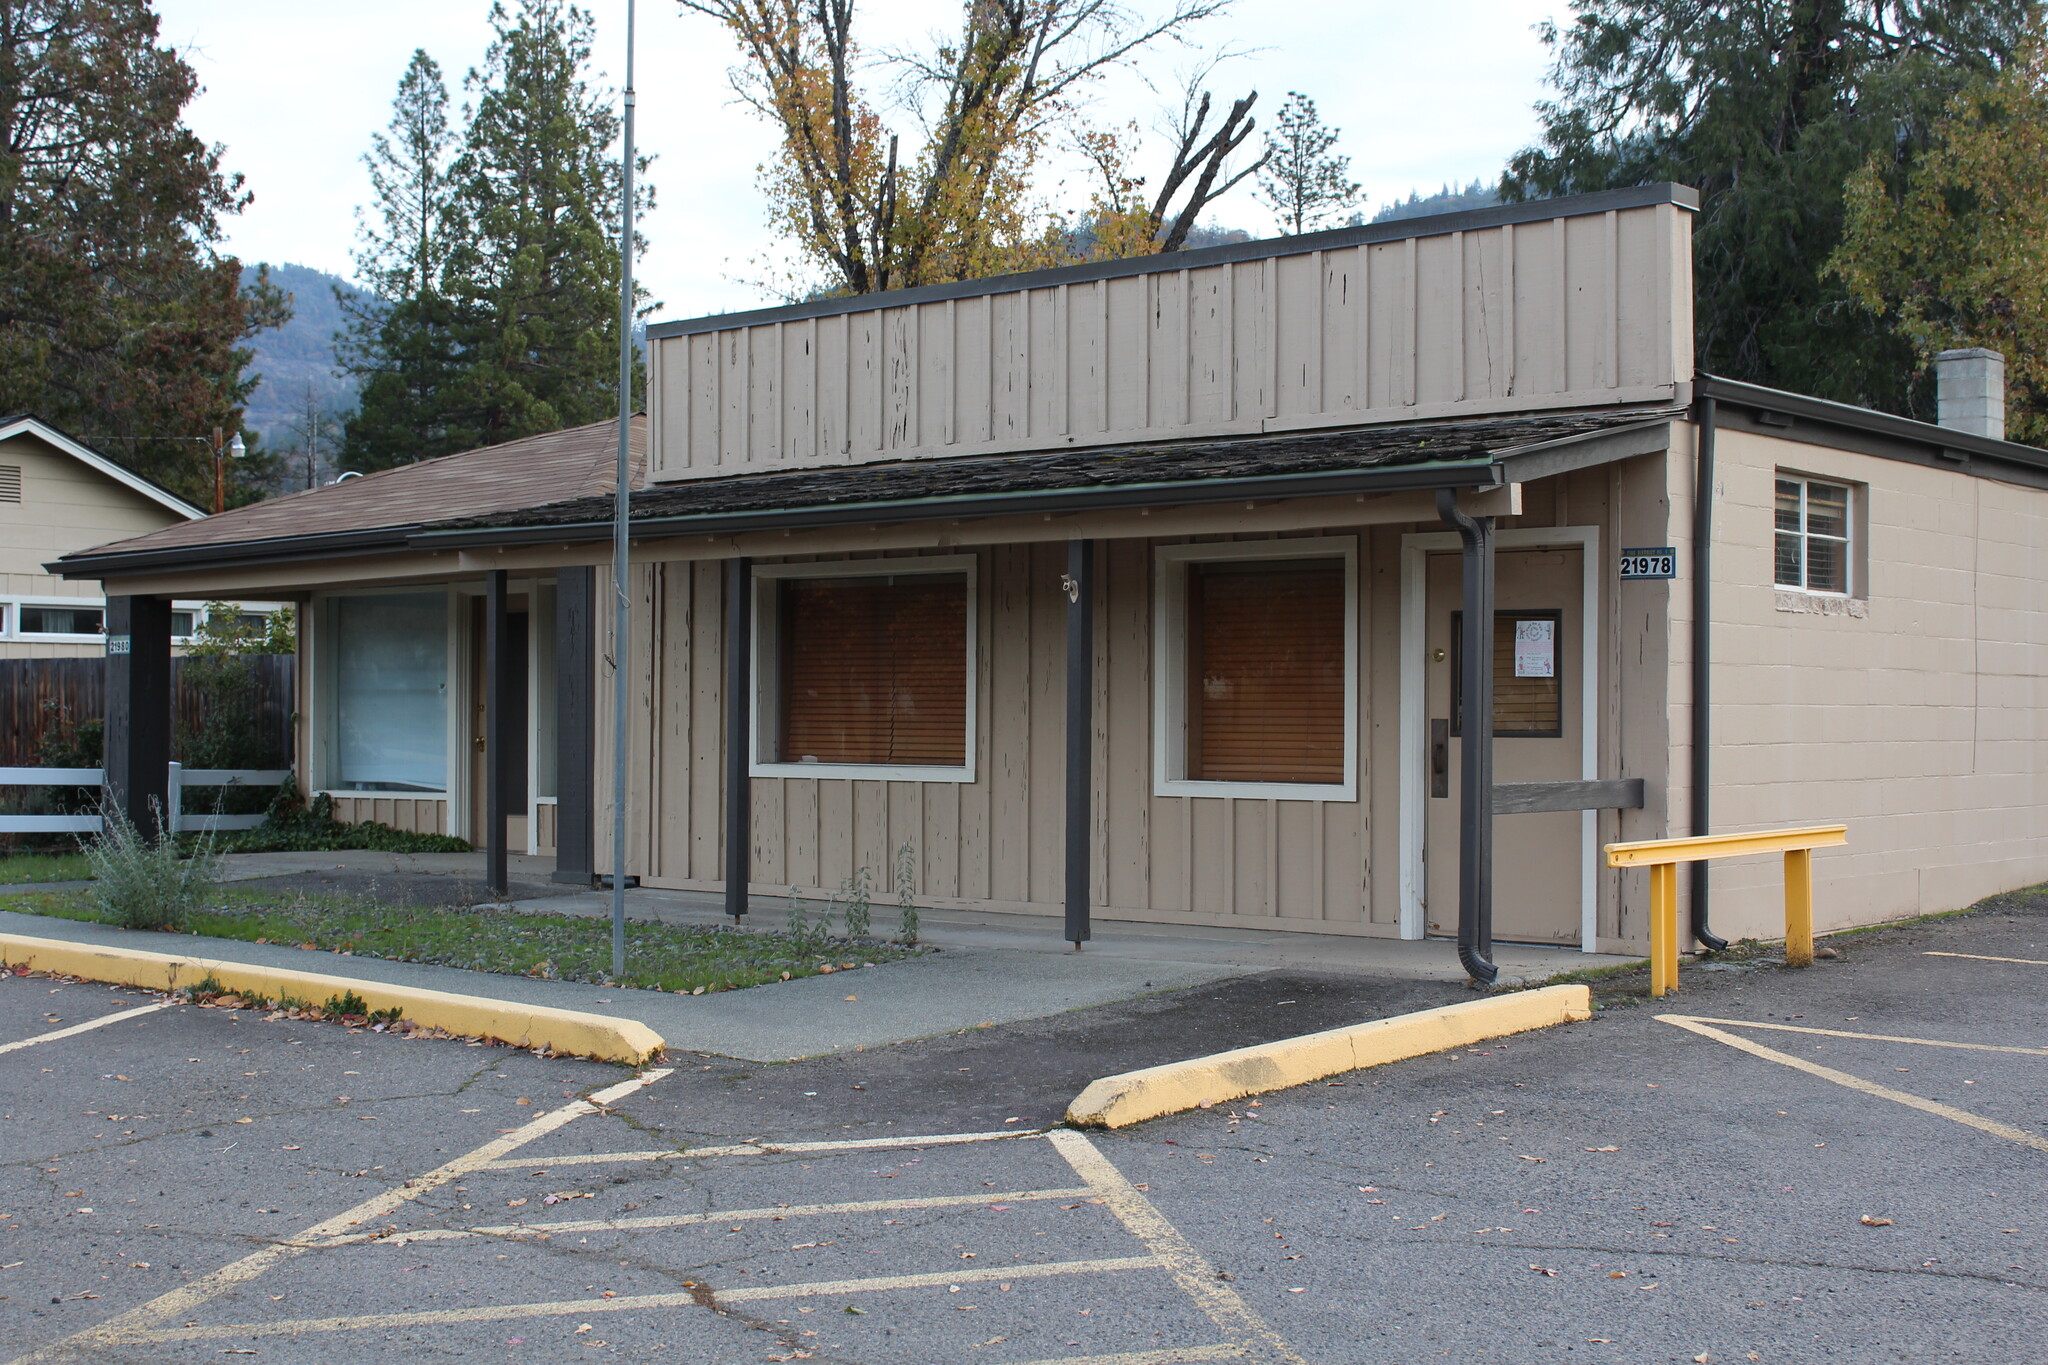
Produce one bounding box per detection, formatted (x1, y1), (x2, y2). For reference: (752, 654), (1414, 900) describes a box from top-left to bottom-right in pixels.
(1372, 180), (1502, 224)
(239, 262), (363, 449)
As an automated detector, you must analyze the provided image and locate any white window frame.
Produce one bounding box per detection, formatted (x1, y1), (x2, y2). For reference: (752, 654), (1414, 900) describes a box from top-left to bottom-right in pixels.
(1773, 474), (1855, 598)
(750, 555), (980, 784)
(1152, 536), (1359, 802)
(311, 584), (457, 801)
(6, 597), (109, 643)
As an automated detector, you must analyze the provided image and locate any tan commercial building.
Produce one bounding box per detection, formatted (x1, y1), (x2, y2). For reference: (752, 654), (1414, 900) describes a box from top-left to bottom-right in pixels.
(55, 185), (2048, 978)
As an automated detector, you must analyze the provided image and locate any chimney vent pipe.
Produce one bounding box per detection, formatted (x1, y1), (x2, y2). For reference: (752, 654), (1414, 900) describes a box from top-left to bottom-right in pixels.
(1935, 348), (2005, 442)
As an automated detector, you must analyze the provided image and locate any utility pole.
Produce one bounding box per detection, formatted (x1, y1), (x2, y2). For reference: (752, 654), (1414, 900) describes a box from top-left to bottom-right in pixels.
(609, 0), (637, 980)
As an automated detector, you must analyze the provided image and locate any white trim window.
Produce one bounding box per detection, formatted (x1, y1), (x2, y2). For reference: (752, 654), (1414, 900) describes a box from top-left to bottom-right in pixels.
(1774, 475), (1852, 595)
(11, 600), (105, 641)
(325, 589), (452, 794)
(750, 555), (979, 784)
(1153, 537), (1358, 801)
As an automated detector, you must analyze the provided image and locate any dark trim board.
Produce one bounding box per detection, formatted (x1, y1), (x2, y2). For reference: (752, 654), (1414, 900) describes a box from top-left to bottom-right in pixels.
(1492, 779), (1646, 816)
(648, 185), (1700, 339)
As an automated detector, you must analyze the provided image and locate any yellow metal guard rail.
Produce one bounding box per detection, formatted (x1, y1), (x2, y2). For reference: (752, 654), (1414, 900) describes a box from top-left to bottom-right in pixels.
(1604, 825), (1849, 996)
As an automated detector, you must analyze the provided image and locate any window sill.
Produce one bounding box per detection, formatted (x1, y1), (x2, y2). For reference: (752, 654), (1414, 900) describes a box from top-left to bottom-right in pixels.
(750, 762), (976, 785)
(319, 789), (450, 800)
(1773, 590), (1867, 618)
(1155, 778), (1357, 802)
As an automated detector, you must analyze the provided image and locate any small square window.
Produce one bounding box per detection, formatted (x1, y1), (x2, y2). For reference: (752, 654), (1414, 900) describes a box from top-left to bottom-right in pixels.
(1775, 476), (1852, 595)
(1450, 610), (1564, 739)
(170, 611), (196, 639)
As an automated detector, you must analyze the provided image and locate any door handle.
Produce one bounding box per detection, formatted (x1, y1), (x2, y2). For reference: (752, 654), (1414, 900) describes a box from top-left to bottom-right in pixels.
(1430, 719), (1449, 798)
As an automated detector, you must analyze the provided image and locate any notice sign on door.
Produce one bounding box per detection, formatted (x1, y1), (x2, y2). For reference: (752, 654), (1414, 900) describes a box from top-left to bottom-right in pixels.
(1513, 619), (1555, 678)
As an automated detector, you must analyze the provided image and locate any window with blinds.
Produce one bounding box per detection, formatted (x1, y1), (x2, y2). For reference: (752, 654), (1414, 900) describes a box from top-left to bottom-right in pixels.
(1186, 559), (1346, 783)
(1451, 610), (1564, 739)
(777, 573), (968, 767)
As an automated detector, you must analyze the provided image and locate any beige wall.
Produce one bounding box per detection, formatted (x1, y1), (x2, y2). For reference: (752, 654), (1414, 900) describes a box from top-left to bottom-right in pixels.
(595, 464), (1674, 941)
(0, 432), (189, 658)
(329, 795), (449, 837)
(1696, 428), (2048, 938)
(648, 202), (1693, 482)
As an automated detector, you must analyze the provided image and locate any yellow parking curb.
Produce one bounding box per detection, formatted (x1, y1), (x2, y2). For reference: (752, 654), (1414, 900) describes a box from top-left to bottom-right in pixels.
(0, 933), (665, 1065)
(1066, 984), (1593, 1129)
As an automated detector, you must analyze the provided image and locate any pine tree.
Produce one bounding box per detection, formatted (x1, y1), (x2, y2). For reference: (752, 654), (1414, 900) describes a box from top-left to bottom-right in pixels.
(0, 0), (287, 500)
(1256, 93), (1360, 235)
(337, 49), (467, 471)
(442, 0), (650, 446)
(1501, 0), (2029, 417)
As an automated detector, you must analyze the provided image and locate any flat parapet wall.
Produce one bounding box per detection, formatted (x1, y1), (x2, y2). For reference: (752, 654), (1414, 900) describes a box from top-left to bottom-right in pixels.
(647, 185), (1696, 483)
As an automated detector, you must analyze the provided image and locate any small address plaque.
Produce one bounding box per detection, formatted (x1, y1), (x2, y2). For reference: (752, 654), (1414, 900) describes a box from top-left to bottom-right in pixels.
(1618, 547), (1677, 580)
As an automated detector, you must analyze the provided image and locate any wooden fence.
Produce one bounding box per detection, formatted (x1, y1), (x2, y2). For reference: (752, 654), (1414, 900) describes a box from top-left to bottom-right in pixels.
(0, 656), (295, 768)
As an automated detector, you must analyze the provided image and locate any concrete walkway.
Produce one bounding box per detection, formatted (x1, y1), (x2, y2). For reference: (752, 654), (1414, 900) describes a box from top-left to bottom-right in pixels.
(1, 849), (1636, 1062)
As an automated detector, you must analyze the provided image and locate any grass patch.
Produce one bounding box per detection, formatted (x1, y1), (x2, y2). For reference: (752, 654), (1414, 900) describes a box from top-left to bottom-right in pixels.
(0, 851), (92, 883)
(0, 886), (923, 995)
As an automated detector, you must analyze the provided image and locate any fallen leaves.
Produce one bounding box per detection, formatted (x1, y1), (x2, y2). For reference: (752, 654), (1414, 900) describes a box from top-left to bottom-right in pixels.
(1530, 1265), (1557, 1276)
(1860, 1215), (1893, 1227)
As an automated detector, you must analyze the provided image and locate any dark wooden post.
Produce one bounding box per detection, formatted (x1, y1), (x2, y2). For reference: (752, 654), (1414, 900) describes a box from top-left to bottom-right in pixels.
(552, 565), (597, 885)
(103, 595), (173, 837)
(723, 556), (752, 922)
(1064, 539), (1094, 947)
(485, 569), (511, 897)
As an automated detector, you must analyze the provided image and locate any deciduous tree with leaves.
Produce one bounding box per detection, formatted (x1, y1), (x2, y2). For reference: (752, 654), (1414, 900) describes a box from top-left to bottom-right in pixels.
(1501, 0), (2028, 417)
(1256, 91), (1358, 234)
(0, 0), (287, 501)
(681, 0), (1250, 294)
(1833, 22), (2048, 445)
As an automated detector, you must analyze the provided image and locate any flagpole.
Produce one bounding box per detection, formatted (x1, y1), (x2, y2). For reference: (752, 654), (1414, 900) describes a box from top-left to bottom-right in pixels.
(610, 0), (636, 980)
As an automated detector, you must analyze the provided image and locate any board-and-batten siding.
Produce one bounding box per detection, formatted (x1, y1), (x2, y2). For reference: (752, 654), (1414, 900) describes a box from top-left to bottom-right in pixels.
(593, 544), (1375, 931)
(329, 795), (448, 836)
(648, 202), (1690, 482)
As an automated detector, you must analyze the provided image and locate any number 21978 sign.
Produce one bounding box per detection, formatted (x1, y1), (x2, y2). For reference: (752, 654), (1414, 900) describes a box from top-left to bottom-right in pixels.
(1619, 547), (1677, 579)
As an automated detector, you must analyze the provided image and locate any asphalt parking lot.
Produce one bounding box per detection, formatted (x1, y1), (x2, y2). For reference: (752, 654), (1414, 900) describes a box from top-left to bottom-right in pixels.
(5, 885), (2047, 1363)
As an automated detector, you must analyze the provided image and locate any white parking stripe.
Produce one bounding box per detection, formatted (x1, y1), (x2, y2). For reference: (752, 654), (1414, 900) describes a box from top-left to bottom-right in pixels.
(1925, 950), (2048, 968)
(1680, 1014), (2048, 1056)
(365, 1184), (1094, 1245)
(478, 1126), (1043, 1169)
(6, 1067), (674, 1365)
(1008, 1347), (1249, 1365)
(107, 1256), (1165, 1343)
(1049, 1130), (1308, 1365)
(0, 1000), (175, 1056)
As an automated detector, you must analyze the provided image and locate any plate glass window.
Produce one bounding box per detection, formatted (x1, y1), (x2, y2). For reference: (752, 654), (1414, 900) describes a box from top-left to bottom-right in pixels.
(18, 604), (104, 636)
(1186, 559), (1345, 783)
(333, 592), (448, 792)
(1775, 477), (1850, 594)
(776, 573), (967, 767)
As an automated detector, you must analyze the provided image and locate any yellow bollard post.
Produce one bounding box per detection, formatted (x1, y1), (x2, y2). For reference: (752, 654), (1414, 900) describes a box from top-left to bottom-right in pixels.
(1784, 847), (1814, 968)
(1649, 861), (1678, 997)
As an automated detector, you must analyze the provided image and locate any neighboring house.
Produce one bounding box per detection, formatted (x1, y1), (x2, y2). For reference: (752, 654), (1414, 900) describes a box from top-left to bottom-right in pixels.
(0, 416), (283, 656)
(53, 185), (2048, 978)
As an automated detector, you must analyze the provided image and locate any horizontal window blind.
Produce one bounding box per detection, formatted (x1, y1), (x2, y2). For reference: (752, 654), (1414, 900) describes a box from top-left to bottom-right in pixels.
(1188, 559), (1345, 783)
(779, 575), (967, 766)
(1450, 610), (1563, 739)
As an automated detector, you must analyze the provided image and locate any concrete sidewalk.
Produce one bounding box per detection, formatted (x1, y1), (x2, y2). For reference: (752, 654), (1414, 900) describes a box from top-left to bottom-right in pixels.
(1, 849), (1633, 1063)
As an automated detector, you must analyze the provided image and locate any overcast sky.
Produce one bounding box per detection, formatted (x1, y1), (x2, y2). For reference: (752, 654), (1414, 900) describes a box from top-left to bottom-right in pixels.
(155, 0), (1564, 325)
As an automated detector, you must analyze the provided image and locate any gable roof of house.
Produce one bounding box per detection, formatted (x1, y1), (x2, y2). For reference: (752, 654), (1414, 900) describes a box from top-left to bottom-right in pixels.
(56, 415), (647, 573)
(0, 415), (205, 520)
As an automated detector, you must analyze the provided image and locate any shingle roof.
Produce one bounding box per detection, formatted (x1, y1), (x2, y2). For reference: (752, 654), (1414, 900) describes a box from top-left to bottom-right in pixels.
(430, 409), (1670, 539)
(72, 415), (646, 558)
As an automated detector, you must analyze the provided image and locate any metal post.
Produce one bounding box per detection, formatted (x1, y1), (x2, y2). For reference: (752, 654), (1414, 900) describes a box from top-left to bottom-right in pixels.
(1063, 539), (1094, 948)
(103, 596), (172, 838)
(1436, 489), (1498, 985)
(723, 557), (753, 923)
(552, 565), (597, 885)
(1783, 847), (1814, 968)
(1649, 861), (1678, 996)
(607, 0), (638, 980)
(485, 568), (510, 898)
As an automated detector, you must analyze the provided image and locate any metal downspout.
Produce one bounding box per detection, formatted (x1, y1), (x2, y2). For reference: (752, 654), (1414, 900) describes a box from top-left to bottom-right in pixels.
(1435, 488), (1499, 985)
(1690, 398), (1728, 952)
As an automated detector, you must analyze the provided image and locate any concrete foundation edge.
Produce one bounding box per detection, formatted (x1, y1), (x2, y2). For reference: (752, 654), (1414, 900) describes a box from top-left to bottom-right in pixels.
(1066, 983), (1595, 1129)
(0, 932), (666, 1066)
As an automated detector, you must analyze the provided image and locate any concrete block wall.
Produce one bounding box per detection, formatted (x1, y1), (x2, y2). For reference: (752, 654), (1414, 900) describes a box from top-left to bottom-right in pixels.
(1702, 427), (2048, 939)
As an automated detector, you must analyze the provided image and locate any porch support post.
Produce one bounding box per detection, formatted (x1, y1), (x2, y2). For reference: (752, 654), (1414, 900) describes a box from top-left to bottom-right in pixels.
(103, 595), (172, 837)
(485, 569), (512, 898)
(723, 556), (753, 922)
(1064, 538), (1094, 948)
(553, 565), (597, 885)
(1436, 489), (1499, 984)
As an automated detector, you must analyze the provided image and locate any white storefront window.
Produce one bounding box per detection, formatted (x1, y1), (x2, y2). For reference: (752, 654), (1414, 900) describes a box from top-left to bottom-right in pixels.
(333, 592), (448, 792)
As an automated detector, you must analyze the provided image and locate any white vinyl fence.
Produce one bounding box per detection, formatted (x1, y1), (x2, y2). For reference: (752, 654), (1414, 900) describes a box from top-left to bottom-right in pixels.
(0, 763), (292, 835)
